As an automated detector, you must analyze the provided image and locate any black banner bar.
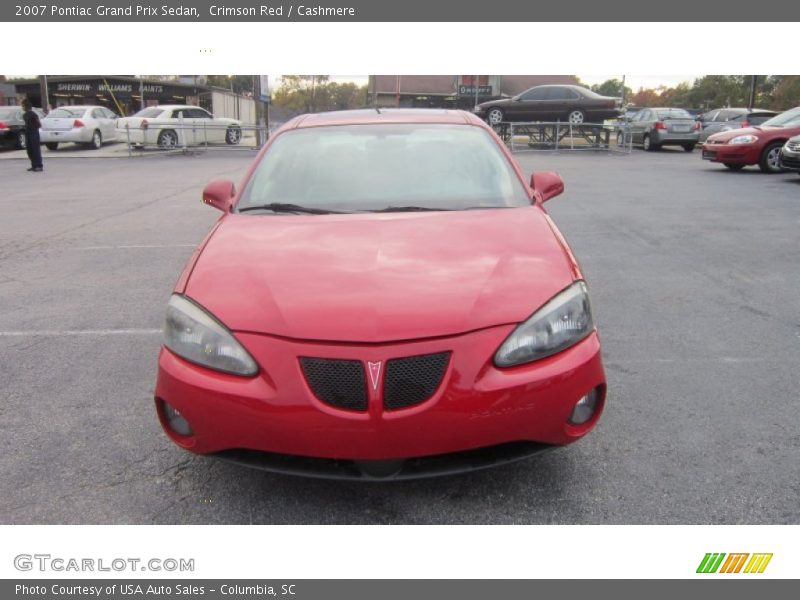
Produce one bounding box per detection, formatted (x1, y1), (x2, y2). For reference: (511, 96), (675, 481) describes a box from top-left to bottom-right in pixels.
(5, 0), (799, 22)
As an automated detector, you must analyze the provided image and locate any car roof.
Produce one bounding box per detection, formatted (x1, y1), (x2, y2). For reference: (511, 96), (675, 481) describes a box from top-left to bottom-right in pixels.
(288, 108), (482, 129)
(142, 105), (201, 110)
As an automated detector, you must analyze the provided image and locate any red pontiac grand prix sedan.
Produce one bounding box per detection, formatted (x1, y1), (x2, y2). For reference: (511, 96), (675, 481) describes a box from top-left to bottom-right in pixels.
(155, 109), (606, 479)
(701, 106), (800, 173)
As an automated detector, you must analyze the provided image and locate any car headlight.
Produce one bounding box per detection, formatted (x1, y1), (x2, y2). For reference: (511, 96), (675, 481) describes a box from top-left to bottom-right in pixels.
(163, 294), (258, 376)
(494, 281), (594, 367)
(729, 135), (758, 144)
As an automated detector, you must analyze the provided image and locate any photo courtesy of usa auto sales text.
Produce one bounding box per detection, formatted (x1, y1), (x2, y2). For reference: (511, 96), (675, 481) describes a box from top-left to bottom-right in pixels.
(15, 584), (299, 596)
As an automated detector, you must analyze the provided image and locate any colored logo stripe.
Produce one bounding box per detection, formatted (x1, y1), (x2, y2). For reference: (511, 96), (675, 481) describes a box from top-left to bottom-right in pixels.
(697, 553), (772, 574)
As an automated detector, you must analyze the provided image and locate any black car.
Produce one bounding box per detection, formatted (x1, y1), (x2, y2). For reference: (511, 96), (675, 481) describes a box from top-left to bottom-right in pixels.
(697, 107), (779, 142)
(474, 85), (622, 125)
(0, 106), (45, 150)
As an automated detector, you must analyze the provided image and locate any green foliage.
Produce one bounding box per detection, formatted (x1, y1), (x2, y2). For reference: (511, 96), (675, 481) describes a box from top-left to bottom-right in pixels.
(591, 78), (632, 100)
(272, 76), (367, 114)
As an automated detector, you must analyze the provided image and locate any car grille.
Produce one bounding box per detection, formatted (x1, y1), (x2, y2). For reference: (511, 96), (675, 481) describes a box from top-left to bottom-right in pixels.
(300, 358), (368, 412)
(384, 352), (451, 410)
(787, 141), (800, 152)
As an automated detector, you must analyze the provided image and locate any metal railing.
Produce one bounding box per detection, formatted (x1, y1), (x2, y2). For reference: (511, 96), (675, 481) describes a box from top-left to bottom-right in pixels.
(492, 121), (633, 154)
(119, 115), (270, 156)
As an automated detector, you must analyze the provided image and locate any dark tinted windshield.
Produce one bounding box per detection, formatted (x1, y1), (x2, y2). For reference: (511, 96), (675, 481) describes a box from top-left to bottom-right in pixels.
(761, 108), (800, 128)
(238, 124), (530, 212)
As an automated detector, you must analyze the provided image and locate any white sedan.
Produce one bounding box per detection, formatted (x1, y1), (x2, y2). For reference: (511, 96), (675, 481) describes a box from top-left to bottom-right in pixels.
(40, 105), (120, 150)
(116, 105), (242, 149)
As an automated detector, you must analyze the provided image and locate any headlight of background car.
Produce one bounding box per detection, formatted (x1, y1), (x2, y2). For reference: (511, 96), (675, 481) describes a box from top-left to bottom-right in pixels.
(163, 294), (258, 376)
(494, 281), (594, 367)
(729, 135), (758, 145)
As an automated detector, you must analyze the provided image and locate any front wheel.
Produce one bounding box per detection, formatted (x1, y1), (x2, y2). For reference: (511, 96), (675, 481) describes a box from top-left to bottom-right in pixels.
(724, 163), (745, 171)
(567, 109), (586, 124)
(758, 142), (785, 173)
(16, 131), (27, 150)
(225, 127), (242, 145)
(45, 142), (59, 151)
(683, 144), (696, 152)
(486, 107), (504, 126)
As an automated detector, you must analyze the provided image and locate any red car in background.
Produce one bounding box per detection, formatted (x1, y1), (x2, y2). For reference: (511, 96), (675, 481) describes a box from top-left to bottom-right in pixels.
(155, 109), (606, 480)
(701, 107), (800, 173)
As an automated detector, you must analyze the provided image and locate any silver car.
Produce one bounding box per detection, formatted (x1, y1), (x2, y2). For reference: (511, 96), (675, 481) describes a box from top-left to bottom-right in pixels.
(698, 108), (778, 143)
(621, 107), (700, 152)
(779, 135), (800, 174)
(40, 105), (120, 151)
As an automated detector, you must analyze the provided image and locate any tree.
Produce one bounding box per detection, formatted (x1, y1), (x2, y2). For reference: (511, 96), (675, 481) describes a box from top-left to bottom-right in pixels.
(271, 77), (367, 116)
(767, 76), (800, 111)
(206, 75), (256, 96)
(630, 88), (660, 107)
(591, 78), (631, 100)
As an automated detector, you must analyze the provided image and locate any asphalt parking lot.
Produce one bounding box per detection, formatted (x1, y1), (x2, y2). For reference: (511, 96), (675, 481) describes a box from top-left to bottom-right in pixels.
(1, 147), (798, 524)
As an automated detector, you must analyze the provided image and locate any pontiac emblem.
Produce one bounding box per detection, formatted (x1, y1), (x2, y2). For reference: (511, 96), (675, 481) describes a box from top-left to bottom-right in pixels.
(367, 361), (382, 391)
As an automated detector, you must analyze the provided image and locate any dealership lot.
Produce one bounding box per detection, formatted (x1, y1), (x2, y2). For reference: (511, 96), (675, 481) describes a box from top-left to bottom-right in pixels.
(1, 149), (798, 524)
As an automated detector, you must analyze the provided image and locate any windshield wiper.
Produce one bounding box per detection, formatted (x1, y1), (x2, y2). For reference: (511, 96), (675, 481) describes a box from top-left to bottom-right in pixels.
(367, 206), (453, 213)
(237, 203), (348, 215)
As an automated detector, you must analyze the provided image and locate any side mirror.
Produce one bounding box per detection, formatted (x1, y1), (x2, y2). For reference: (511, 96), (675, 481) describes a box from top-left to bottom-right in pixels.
(202, 179), (236, 212)
(530, 171), (565, 203)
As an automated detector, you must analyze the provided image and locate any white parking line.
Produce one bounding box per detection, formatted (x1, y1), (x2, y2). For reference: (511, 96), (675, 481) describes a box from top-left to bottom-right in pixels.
(0, 329), (161, 337)
(77, 244), (196, 250)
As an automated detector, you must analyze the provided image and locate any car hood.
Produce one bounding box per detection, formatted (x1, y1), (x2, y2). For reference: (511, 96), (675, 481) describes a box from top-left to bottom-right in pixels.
(184, 208), (577, 343)
(706, 126), (782, 142)
(478, 98), (513, 110)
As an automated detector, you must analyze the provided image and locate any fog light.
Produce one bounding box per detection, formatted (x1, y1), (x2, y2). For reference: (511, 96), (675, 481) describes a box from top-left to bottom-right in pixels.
(569, 388), (600, 425)
(162, 400), (193, 436)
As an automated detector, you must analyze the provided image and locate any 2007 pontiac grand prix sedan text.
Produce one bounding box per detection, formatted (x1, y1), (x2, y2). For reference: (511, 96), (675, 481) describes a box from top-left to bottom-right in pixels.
(154, 109), (607, 480)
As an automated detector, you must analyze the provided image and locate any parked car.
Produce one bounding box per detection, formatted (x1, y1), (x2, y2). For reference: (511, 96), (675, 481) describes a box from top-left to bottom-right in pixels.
(702, 107), (800, 173)
(698, 108), (779, 142)
(620, 107), (700, 151)
(474, 85), (621, 125)
(154, 109), (606, 480)
(116, 105), (242, 149)
(40, 105), (120, 150)
(0, 106), (45, 149)
(779, 135), (800, 174)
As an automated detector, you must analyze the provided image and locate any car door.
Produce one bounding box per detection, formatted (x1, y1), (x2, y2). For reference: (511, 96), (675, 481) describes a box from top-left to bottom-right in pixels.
(169, 108), (192, 145)
(630, 110), (649, 143)
(510, 87), (548, 121)
(101, 107), (119, 140)
(544, 87), (577, 121)
(189, 108), (217, 143)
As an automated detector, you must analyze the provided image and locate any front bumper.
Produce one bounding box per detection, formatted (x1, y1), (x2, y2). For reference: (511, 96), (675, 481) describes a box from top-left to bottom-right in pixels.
(779, 148), (800, 172)
(701, 142), (760, 165)
(40, 129), (92, 144)
(155, 325), (606, 468)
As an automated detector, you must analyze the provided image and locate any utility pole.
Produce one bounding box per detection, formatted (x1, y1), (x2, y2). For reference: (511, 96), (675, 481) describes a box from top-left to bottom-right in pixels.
(38, 75), (49, 112)
(748, 75), (757, 110)
(621, 75), (627, 105)
(254, 75), (269, 148)
(474, 75), (480, 110)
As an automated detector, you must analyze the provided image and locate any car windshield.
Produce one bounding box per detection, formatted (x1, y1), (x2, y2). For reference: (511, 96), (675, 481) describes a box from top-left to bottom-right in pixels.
(656, 109), (693, 120)
(48, 108), (86, 118)
(237, 123), (531, 213)
(133, 108), (165, 118)
(761, 108), (800, 128)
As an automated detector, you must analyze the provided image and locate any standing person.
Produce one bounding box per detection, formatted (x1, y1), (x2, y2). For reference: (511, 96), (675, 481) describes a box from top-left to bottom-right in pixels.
(21, 98), (43, 172)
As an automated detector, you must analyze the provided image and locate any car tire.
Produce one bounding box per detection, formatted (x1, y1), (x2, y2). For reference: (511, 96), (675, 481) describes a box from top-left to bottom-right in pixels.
(567, 109), (586, 125)
(724, 163), (745, 171)
(617, 131), (626, 145)
(486, 108), (504, 126)
(643, 134), (658, 151)
(157, 129), (179, 150)
(89, 130), (102, 150)
(225, 127), (242, 145)
(683, 144), (696, 152)
(16, 131), (27, 150)
(45, 142), (59, 151)
(758, 141), (785, 173)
